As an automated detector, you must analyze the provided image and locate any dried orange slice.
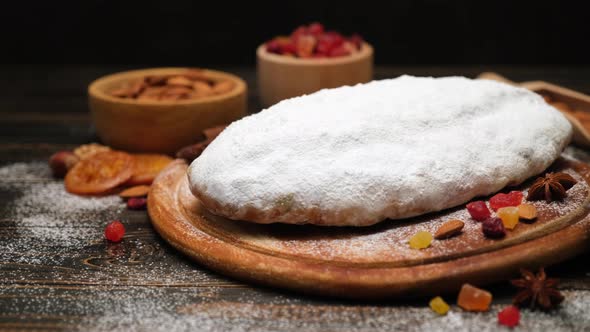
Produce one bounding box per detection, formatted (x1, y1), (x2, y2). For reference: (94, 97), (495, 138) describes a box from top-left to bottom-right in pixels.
(65, 151), (135, 195)
(126, 154), (173, 185)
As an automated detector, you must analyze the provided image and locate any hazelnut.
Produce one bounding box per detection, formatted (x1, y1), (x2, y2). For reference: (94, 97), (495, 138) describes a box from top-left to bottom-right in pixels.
(48, 151), (79, 178)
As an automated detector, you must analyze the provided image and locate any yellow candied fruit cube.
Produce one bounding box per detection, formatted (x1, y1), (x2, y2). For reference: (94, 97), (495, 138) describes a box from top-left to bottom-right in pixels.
(409, 231), (433, 249)
(497, 206), (519, 230)
(429, 296), (450, 315)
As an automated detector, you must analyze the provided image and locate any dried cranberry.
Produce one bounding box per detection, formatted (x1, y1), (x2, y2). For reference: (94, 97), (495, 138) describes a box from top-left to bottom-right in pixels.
(482, 217), (506, 238)
(290, 26), (309, 42)
(308, 22), (324, 36)
(104, 220), (125, 243)
(490, 191), (523, 211)
(498, 305), (520, 327)
(127, 197), (147, 210)
(266, 39), (283, 54)
(328, 45), (351, 57)
(466, 201), (491, 221)
(349, 33), (364, 49)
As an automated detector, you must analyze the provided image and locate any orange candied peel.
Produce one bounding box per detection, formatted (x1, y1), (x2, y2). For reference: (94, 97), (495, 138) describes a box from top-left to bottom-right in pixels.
(126, 154), (173, 185)
(457, 283), (493, 312)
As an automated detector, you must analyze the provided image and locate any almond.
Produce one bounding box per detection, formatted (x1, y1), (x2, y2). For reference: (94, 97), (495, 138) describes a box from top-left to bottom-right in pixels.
(212, 80), (234, 95)
(184, 69), (210, 82)
(434, 219), (464, 239)
(517, 204), (537, 221)
(119, 185), (151, 199)
(193, 81), (213, 97)
(167, 76), (194, 87)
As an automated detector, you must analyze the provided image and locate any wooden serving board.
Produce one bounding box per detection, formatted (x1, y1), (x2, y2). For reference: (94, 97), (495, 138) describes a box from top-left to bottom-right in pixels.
(148, 158), (590, 299)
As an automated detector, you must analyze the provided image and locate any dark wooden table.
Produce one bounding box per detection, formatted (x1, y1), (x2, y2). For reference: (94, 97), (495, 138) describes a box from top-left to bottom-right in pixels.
(1, 65), (590, 331)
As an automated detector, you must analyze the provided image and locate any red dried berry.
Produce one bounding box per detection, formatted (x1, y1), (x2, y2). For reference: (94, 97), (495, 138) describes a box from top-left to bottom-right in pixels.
(127, 197), (147, 210)
(498, 305), (520, 327)
(290, 26), (309, 42)
(104, 220), (125, 243)
(266, 39), (283, 54)
(328, 44), (351, 57)
(308, 22), (324, 36)
(466, 201), (491, 221)
(349, 33), (364, 49)
(490, 191), (523, 211)
(482, 217), (506, 238)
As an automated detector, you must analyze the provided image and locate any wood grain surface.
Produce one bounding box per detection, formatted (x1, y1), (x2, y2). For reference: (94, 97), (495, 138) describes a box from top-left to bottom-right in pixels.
(1, 65), (590, 331)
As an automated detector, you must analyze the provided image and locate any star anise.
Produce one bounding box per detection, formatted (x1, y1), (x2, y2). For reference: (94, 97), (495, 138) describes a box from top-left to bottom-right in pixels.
(511, 267), (564, 310)
(526, 172), (577, 203)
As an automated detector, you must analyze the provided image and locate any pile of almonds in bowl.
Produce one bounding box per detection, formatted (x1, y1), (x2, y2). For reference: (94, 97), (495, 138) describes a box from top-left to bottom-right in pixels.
(109, 69), (235, 101)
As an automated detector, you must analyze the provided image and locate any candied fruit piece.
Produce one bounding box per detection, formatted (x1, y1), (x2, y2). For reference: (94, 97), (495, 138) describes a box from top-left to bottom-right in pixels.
(308, 22), (324, 36)
(105, 220), (125, 243)
(127, 197), (147, 210)
(517, 203), (538, 221)
(490, 191), (523, 211)
(429, 296), (450, 315)
(266, 39), (283, 54)
(466, 201), (491, 221)
(497, 206), (519, 230)
(457, 283), (493, 312)
(498, 305), (520, 327)
(482, 217), (506, 238)
(328, 44), (351, 57)
(409, 231), (433, 249)
(296, 35), (317, 58)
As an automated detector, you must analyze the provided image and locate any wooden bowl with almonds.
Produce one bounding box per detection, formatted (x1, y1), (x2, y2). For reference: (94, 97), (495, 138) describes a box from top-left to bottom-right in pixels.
(88, 67), (247, 154)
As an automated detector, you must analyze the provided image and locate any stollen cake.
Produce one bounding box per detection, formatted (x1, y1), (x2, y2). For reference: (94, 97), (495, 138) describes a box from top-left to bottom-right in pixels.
(188, 76), (572, 226)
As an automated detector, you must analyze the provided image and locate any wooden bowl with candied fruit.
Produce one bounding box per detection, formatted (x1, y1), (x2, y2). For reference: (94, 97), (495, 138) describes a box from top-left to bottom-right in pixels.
(88, 67), (247, 154)
(257, 23), (373, 107)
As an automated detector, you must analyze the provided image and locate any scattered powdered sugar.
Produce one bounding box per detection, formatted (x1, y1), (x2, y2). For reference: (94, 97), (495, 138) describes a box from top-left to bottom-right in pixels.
(71, 289), (590, 331)
(0, 162), (124, 263)
(2, 157), (590, 331)
(190, 76), (572, 226)
(0, 161), (51, 181)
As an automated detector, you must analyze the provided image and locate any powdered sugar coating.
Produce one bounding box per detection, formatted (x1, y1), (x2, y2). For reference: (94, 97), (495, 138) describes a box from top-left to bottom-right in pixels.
(189, 76), (572, 226)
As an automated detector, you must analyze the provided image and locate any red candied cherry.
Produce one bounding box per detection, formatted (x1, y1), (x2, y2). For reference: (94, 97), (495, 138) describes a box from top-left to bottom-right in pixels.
(490, 191), (524, 211)
(104, 220), (125, 243)
(466, 201), (491, 221)
(498, 305), (520, 327)
(308, 22), (324, 36)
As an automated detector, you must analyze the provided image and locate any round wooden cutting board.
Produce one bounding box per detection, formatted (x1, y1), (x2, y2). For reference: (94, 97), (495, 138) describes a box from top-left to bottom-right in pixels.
(148, 158), (590, 299)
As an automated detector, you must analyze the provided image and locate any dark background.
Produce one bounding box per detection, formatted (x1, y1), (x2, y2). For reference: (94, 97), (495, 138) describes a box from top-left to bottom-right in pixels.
(1, 1), (588, 65)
